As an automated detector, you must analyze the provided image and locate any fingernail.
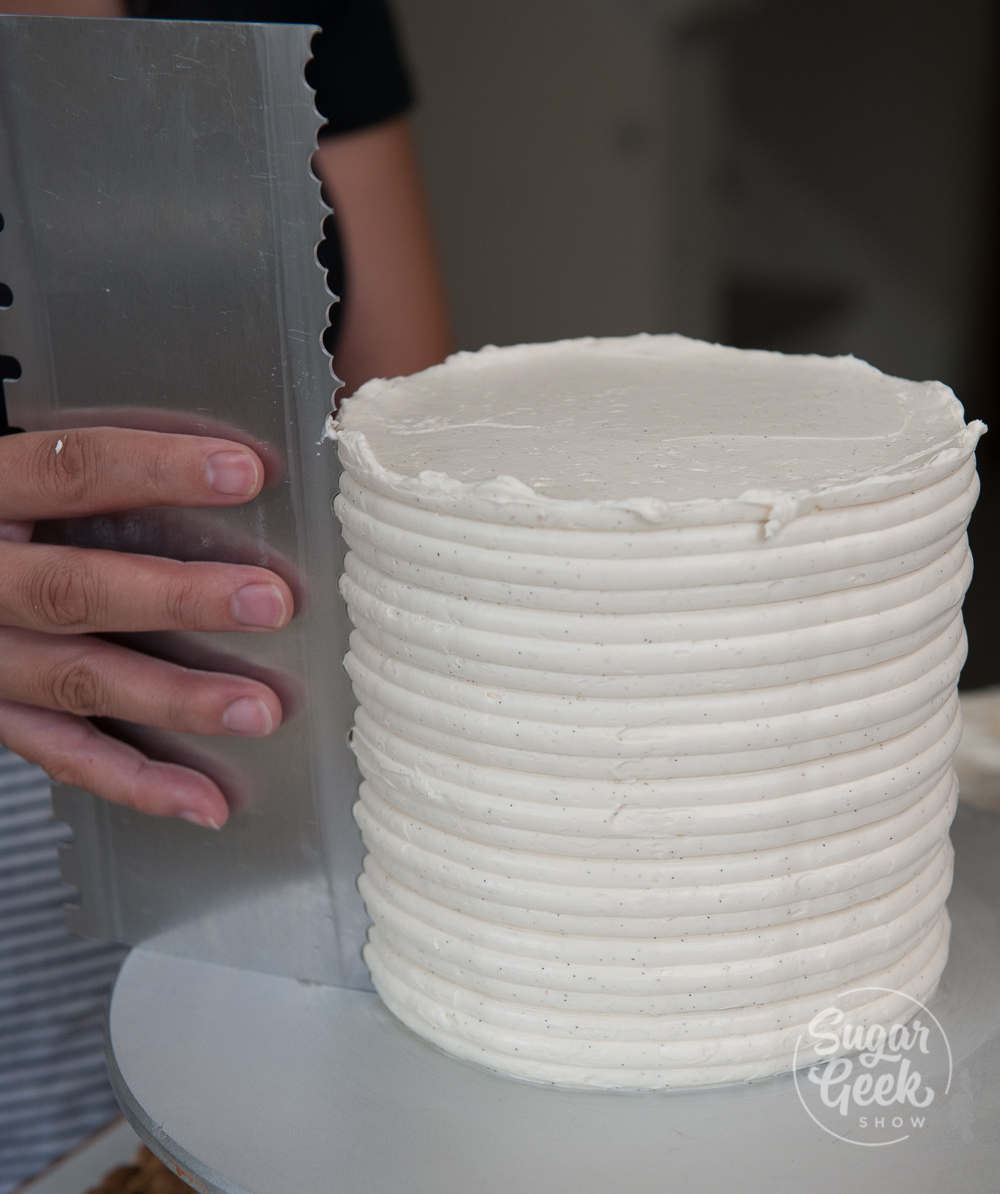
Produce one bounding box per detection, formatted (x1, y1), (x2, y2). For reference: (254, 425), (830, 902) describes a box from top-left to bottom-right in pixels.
(222, 696), (275, 736)
(205, 450), (260, 497)
(232, 583), (288, 628)
(180, 810), (222, 830)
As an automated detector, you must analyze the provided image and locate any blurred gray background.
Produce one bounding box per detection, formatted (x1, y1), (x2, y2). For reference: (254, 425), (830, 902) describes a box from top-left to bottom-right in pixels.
(393, 0), (998, 685)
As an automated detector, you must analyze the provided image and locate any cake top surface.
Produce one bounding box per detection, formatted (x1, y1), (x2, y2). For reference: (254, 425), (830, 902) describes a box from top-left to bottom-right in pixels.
(330, 335), (983, 532)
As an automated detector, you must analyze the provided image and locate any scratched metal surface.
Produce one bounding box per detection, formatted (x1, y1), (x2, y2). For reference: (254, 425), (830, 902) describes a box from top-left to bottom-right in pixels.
(0, 14), (369, 989)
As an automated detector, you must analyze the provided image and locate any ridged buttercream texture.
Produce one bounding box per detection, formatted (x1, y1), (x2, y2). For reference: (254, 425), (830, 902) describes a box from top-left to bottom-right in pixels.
(329, 335), (984, 1090)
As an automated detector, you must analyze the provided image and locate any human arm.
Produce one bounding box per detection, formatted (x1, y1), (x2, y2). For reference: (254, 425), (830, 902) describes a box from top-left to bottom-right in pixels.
(314, 115), (452, 395)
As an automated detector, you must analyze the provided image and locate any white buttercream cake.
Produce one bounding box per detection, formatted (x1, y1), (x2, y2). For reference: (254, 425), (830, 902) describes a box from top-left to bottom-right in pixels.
(328, 334), (984, 1090)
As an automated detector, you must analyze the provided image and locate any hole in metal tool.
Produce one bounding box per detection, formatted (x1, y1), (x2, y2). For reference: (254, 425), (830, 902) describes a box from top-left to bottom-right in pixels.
(0, 354), (23, 435)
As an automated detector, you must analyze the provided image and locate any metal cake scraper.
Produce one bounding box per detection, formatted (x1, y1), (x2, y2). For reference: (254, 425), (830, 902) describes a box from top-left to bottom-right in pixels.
(0, 13), (370, 990)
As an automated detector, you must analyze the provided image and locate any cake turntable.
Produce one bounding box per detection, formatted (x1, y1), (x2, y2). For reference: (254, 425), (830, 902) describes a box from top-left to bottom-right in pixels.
(105, 802), (1000, 1194)
(3, 14), (998, 1194)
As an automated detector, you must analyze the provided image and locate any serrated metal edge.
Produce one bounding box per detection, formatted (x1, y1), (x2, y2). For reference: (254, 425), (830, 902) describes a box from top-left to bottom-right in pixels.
(0, 20), (58, 432)
(50, 786), (116, 940)
(295, 23), (372, 988)
(302, 25), (343, 406)
(259, 20), (371, 987)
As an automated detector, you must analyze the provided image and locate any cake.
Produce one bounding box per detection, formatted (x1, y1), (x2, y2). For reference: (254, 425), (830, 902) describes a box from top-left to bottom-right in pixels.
(327, 334), (984, 1090)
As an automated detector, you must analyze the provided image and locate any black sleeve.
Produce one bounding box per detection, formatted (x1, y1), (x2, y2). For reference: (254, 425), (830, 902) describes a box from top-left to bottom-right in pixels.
(308, 2), (414, 136)
(127, 1), (414, 137)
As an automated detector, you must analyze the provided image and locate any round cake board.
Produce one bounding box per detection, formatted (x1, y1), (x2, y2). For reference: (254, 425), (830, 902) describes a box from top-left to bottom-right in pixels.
(106, 804), (1000, 1194)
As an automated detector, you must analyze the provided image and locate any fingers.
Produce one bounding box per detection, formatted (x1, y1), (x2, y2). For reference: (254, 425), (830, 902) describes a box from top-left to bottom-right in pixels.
(0, 628), (283, 737)
(0, 542), (294, 634)
(0, 520), (33, 544)
(26, 406), (284, 484)
(0, 427), (266, 522)
(0, 699), (229, 826)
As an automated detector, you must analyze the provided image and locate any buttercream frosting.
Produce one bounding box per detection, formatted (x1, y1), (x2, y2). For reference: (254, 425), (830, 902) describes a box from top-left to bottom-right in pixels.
(329, 335), (982, 1089)
(328, 334), (984, 534)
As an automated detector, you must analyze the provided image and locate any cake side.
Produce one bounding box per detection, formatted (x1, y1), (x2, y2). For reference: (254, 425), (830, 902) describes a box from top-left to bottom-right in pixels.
(330, 336), (982, 1090)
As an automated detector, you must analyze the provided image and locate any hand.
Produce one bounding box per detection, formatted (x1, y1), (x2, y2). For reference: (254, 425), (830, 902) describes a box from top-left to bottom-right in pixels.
(0, 427), (294, 828)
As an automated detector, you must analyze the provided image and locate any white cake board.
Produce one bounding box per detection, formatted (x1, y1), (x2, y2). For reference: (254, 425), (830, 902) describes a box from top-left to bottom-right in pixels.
(106, 805), (1000, 1194)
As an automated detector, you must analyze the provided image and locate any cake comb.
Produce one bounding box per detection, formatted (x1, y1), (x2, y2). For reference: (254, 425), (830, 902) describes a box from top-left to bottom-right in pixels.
(0, 13), (369, 989)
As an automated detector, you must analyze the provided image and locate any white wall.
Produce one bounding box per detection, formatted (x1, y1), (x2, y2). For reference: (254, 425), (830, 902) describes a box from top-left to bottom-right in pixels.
(394, 0), (701, 350)
(395, 0), (993, 389)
